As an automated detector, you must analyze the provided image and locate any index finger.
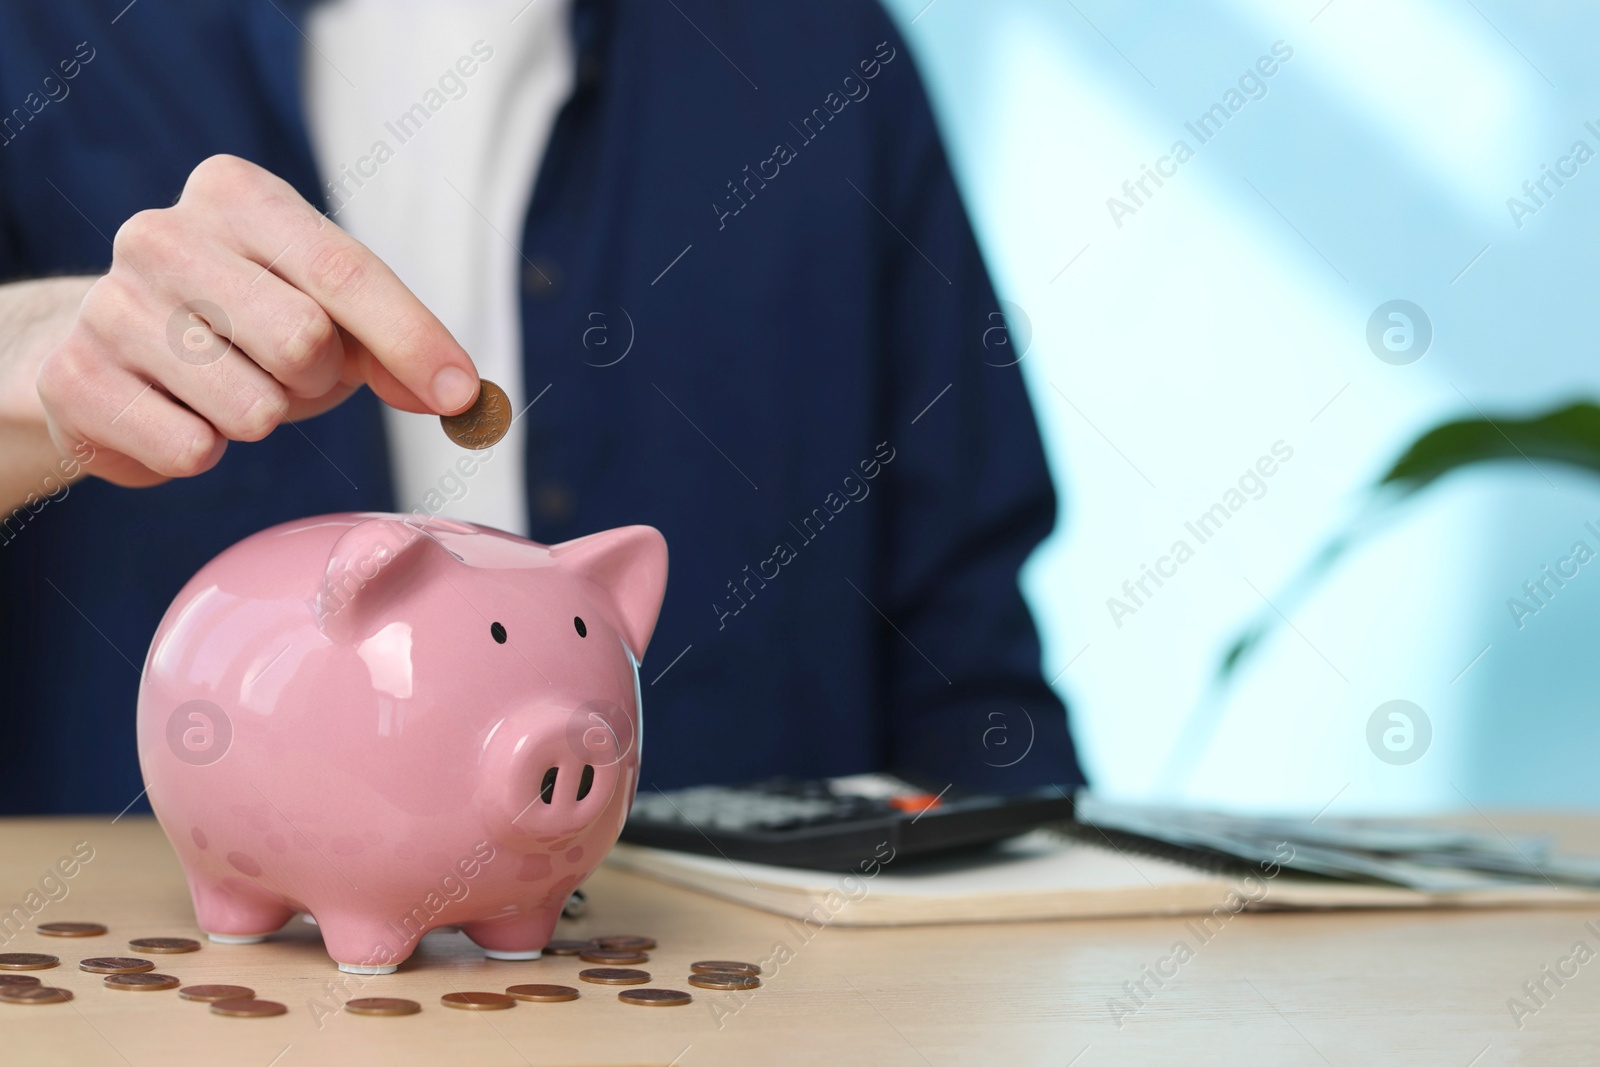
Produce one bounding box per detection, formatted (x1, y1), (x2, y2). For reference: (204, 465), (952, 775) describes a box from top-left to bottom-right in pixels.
(236, 196), (479, 416)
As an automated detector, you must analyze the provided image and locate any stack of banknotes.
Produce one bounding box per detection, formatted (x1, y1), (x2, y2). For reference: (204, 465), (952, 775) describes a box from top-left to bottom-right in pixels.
(1073, 794), (1600, 893)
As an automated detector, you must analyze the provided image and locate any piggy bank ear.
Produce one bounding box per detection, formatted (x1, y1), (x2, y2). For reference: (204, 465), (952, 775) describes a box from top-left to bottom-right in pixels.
(315, 518), (454, 643)
(550, 525), (668, 660)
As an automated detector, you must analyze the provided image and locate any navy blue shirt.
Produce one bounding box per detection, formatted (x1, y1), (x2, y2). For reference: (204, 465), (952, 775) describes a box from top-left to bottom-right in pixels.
(0, 0), (1083, 813)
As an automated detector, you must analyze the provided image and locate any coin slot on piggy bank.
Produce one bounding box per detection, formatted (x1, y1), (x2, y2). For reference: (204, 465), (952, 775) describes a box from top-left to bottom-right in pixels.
(135, 513), (667, 974)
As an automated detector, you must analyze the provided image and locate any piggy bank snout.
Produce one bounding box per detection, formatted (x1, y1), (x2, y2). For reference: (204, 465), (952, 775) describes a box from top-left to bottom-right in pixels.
(480, 710), (628, 845)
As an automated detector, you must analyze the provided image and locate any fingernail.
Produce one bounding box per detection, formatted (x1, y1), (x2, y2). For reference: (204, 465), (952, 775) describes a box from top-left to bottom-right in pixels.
(432, 366), (478, 413)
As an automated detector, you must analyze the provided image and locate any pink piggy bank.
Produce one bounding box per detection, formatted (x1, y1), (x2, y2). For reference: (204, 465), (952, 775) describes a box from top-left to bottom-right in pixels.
(135, 512), (667, 974)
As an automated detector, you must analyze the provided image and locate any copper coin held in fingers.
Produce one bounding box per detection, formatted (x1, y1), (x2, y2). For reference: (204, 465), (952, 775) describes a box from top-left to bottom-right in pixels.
(690, 960), (761, 976)
(542, 939), (598, 956)
(688, 972), (762, 991)
(579, 948), (648, 965)
(0, 975), (41, 988)
(36, 922), (106, 938)
(595, 935), (656, 951)
(104, 973), (181, 991)
(618, 988), (692, 1007)
(344, 997), (422, 1016)
(209, 998), (288, 1018)
(440, 378), (511, 450)
(440, 991), (515, 1011)
(505, 984), (580, 1003)
(178, 984), (255, 1002)
(0, 986), (73, 1005)
(127, 937), (201, 954)
(79, 957), (155, 975)
(578, 968), (651, 986)
(0, 953), (58, 971)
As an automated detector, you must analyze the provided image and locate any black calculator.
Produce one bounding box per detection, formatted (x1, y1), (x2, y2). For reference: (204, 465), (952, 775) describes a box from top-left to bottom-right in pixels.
(620, 773), (1075, 871)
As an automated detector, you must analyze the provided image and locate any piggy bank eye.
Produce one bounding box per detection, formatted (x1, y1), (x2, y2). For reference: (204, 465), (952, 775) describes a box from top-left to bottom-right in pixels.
(573, 616), (587, 638)
(490, 621), (507, 644)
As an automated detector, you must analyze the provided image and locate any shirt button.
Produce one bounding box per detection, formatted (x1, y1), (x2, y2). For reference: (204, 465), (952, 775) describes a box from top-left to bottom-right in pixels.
(524, 259), (562, 299)
(534, 482), (576, 523)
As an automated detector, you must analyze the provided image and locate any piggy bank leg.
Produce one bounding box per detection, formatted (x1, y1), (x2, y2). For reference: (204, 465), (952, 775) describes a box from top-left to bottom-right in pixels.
(188, 875), (294, 945)
(461, 908), (561, 961)
(314, 916), (420, 975)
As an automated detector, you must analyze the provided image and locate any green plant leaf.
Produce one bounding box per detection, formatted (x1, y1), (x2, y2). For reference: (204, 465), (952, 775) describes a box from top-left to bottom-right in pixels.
(1380, 400), (1600, 490)
(1217, 399), (1600, 682)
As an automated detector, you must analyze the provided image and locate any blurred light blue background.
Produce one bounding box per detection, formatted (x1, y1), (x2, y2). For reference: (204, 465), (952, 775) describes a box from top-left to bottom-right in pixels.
(880, 0), (1600, 814)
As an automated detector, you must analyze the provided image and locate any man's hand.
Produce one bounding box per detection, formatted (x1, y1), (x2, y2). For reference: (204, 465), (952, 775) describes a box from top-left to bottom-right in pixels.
(30, 153), (478, 491)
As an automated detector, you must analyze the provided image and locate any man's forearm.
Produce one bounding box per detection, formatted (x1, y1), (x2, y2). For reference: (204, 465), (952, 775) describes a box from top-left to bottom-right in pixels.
(0, 276), (97, 515)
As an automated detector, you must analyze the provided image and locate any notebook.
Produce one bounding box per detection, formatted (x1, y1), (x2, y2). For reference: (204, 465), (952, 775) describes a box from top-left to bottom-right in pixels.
(604, 823), (1600, 926)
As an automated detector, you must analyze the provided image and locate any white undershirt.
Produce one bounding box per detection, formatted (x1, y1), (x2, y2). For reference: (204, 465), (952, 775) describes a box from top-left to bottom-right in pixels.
(303, 0), (575, 536)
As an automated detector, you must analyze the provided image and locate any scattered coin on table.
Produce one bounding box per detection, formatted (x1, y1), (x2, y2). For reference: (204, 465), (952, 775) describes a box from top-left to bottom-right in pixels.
(0, 975), (42, 988)
(36, 922), (106, 938)
(0, 986), (73, 1005)
(690, 960), (761, 976)
(578, 968), (651, 986)
(688, 972), (762, 991)
(128, 937), (201, 954)
(541, 939), (598, 956)
(210, 998), (288, 1018)
(178, 984), (255, 1002)
(79, 957), (155, 975)
(440, 991), (516, 1011)
(439, 378), (511, 450)
(579, 947), (649, 965)
(104, 973), (181, 991)
(618, 988), (693, 1007)
(595, 935), (656, 951)
(0, 953), (58, 970)
(344, 997), (422, 1016)
(506, 984), (580, 1003)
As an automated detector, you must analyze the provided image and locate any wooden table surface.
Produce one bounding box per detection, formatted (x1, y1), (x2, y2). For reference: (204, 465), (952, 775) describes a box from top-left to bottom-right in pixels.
(2, 815), (1598, 1066)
